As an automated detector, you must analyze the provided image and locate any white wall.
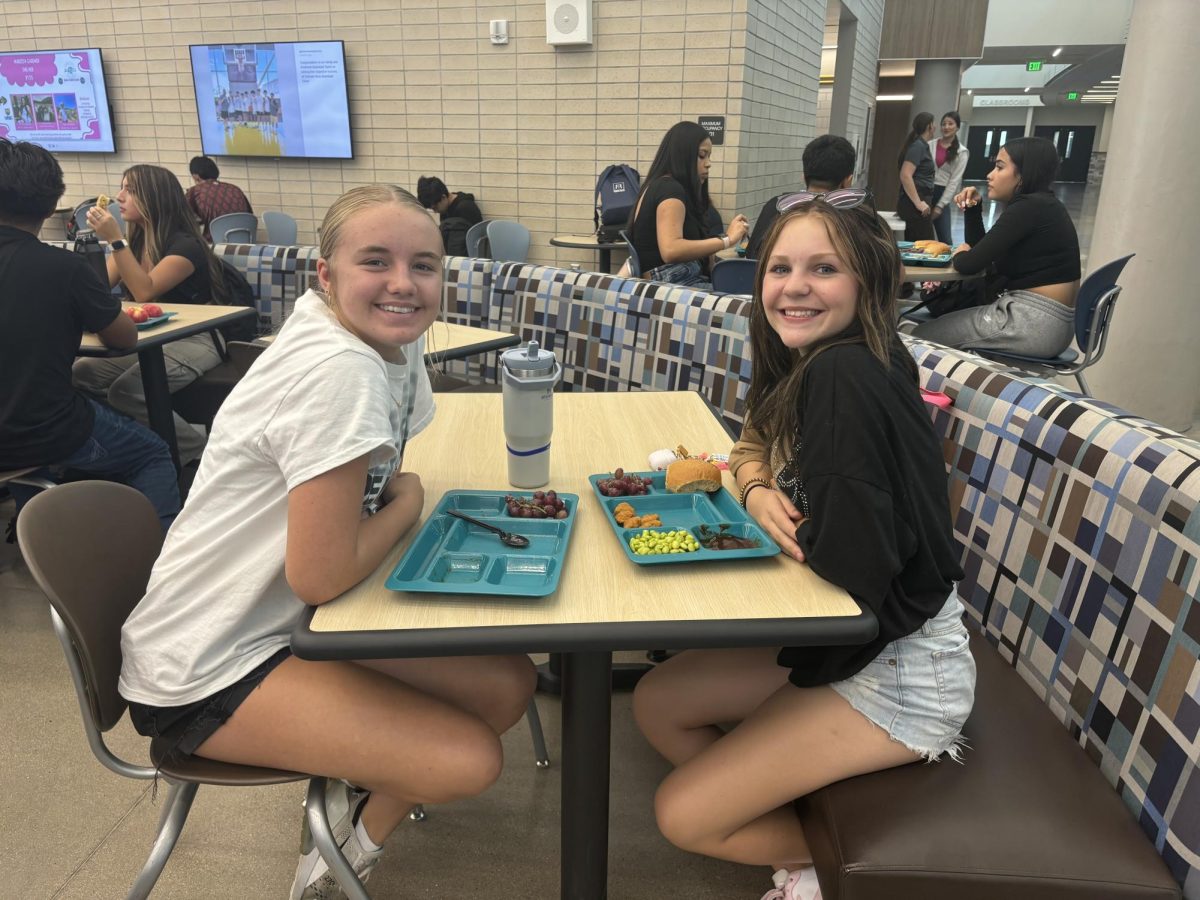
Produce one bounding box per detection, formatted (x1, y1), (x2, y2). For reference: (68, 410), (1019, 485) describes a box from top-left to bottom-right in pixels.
(983, 0), (1134, 47)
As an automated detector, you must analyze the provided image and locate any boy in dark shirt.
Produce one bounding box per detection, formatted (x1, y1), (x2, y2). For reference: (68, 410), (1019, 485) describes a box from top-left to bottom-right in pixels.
(0, 139), (179, 530)
(416, 175), (483, 256)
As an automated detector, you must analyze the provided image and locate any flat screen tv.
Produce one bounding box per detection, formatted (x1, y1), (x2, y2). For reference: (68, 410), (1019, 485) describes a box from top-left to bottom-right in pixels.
(189, 41), (353, 159)
(0, 48), (116, 153)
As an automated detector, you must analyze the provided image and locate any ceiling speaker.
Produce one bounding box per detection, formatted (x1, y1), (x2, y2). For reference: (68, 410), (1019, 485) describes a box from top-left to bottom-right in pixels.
(546, 0), (592, 46)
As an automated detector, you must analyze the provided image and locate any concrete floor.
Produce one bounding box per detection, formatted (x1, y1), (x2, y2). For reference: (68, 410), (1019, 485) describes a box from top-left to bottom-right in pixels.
(0, 512), (772, 899)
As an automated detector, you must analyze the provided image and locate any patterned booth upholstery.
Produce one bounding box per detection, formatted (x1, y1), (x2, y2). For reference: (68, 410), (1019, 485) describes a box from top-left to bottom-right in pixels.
(438, 257), (755, 431)
(212, 242), (320, 332)
(797, 337), (1196, 899)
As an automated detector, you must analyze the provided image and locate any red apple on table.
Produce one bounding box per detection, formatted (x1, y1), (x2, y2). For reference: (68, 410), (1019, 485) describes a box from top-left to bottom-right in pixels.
(141, 303), (163, 319)
(126, 306), (149, 323)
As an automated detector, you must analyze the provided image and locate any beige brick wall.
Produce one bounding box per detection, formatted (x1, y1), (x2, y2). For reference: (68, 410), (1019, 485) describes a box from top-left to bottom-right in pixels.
(6, 0), (877, 268)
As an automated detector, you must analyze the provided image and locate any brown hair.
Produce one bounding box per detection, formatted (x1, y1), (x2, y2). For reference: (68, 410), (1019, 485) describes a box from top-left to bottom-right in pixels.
(745, 203), (913, 465)
(122, 164), (228, 303)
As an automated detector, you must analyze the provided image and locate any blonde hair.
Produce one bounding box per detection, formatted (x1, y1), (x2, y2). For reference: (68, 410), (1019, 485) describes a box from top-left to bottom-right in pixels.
(317, 185), (434, 309)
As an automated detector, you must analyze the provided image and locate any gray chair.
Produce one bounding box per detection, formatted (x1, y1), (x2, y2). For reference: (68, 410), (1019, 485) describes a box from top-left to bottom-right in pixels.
(710, 258), (756, 295)
(210, 212), (258, 244)
(73, 200), (124, 236)
(262, 211), (299, 245)
(962, 254), (1134, 395)
(171, 341), (267, 430)
(618, 229), (641, 277)
(465, 220), (491, 257)
(485, 220), (530, 263)
(16, 481), (369, 900)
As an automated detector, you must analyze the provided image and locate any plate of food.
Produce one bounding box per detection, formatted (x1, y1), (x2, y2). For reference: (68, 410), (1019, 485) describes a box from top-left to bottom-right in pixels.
(589, 460), (779, 566)
(900, 240), (953, 266)
(124, 303), (178, 330)
(386, 489), (579, 597)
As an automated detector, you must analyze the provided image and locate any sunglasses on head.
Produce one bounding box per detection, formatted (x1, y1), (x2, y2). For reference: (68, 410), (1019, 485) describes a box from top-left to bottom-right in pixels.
(776, 188), (874, 213)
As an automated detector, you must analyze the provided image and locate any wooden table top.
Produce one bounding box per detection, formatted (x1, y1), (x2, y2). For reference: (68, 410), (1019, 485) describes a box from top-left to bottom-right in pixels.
(549, 234), (626, 250)
(79, 304), (255, 354)
(902, 263), (979, 283)
(256, 321), (517, 360)
(305, 392), (859, 644)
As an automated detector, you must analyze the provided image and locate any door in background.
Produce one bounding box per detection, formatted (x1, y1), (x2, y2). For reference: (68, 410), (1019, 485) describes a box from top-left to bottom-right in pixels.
(1033, 125), (1096, 182)
(963, 124), (1025, 181)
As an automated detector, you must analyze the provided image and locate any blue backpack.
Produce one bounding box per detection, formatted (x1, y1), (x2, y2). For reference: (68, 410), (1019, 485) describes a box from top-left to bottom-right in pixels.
(594, 164), (640, 242)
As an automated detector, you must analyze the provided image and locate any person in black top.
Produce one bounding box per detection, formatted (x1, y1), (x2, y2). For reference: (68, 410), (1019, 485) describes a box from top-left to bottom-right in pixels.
(912, 137), (1081, 358)
(416, 176), (483, 256)
(634, 199), (972, 900)
(0, 139), (179, 529)
(73, 164), (232, 466)
(897, 112), (937, 241)
(628, 121), (749, 287)
(745, 134), (857, 261)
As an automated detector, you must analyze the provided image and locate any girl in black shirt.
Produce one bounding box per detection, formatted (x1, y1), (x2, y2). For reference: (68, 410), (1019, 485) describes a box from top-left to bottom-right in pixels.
(74, 164), (231, 465)
(912, 137), (1081, 357)
(896, 112), (937, 241)
(628, 121), (749, 287)
(634, 199), (973, 900)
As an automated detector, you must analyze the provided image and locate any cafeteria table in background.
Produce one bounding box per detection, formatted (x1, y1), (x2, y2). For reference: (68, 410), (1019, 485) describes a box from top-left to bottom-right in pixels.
(549, 234), (626, 274)
(292, 390), (875, 900)
(79, 304), (256, 469)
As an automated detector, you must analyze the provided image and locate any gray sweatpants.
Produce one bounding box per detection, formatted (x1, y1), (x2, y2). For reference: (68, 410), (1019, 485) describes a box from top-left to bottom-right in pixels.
(911, 289), (1075, 357)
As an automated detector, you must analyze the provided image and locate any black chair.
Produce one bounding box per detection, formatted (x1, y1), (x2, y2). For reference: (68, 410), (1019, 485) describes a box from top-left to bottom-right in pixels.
(962, 254), (1134, 395)
(16, 481), (368, 899)
(618, 229), (641, 277)
(711, 258), (756, 295)
(171, 340), (267, 429)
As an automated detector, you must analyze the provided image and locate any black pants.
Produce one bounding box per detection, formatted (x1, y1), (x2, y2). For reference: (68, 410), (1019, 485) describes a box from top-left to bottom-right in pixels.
(897, 191), (935, 242)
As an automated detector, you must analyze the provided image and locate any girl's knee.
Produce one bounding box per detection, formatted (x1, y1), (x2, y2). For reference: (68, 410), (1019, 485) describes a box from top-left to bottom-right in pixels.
(653, 776), (713, 854)
(426, 725), (504, 801)
(631, 663), (676, 735)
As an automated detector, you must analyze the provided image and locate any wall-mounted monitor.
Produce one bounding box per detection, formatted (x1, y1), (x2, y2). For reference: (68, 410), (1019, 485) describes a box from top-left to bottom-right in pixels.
(189, 41), (353, 159)
(0, 48), (116, 153)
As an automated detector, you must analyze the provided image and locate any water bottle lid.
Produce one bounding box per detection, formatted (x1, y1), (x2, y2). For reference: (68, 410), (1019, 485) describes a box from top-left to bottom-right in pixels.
(501, 341), (557, 375)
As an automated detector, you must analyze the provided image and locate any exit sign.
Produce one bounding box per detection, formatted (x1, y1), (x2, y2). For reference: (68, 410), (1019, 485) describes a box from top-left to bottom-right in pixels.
(1067, 91), (1079, 101)
(1027, 60), (1043, 72)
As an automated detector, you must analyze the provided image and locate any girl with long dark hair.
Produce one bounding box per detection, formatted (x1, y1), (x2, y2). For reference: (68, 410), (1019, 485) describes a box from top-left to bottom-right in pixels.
(628, 121), (749, 287)
(75, 164), (232, 464)
(928, 111), (969, 245)
(635, 196), (973, 900)
(896, 112), (937, 241)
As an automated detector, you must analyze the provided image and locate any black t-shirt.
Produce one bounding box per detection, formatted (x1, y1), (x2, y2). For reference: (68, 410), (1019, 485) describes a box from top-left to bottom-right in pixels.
(444, 192), (483, 226)
(631, 176), (705, 272)
(953, 191), (1081, 294)
(0, 225), (123, 467)
(149, 231), (215, 304)
(903, 139), (936, 193)
(772, 340), (964, 687)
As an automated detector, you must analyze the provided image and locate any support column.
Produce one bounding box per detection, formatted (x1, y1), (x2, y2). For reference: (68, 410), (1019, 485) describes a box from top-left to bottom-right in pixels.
(1085, 0), (1200, 430)
(829, 12), (858, 136)
(912, 60), (961, 120)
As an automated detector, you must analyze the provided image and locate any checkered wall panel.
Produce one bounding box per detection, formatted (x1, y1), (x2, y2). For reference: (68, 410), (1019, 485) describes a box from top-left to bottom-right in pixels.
(906, 337), (1200, 897)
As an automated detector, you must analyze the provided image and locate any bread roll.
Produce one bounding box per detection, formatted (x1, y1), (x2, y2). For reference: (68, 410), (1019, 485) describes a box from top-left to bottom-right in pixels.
(95, 194), (110, 208)
(922, 241), (951, 256)
(665, 458), (722, 493)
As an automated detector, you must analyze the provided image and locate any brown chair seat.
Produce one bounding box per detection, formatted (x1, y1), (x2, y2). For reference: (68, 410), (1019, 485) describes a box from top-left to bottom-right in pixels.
(796, 632), (1180, 900)
(170, 358), (241, 427)
(150, 737), (306, 787)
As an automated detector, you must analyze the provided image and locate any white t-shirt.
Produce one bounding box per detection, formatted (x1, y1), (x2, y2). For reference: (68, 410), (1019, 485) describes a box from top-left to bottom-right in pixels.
(119, 289), (435, 706)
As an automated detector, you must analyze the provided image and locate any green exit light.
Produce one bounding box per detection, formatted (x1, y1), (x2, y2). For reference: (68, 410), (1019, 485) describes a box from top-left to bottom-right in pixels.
(1027, 60), (1043, 72)
(1067, 91), (1079, 101)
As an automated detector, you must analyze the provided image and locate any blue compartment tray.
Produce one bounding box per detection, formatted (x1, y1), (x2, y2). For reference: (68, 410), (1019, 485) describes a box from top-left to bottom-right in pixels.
(386, 490), (579, 598)
(588, 471), (780, 566)
(900, 251), (952, 267)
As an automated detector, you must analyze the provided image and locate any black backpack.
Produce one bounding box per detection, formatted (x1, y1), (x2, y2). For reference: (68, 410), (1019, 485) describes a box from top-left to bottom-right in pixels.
(594, 165), (640, 242)
(217, 258), (258, 341)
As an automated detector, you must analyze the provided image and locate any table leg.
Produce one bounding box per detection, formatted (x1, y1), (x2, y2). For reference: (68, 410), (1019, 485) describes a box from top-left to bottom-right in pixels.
(599, 248), (612, 273)
(561, 650), (612, 900)
(538, 653), (651, 694)
(137, 346), (181, 471)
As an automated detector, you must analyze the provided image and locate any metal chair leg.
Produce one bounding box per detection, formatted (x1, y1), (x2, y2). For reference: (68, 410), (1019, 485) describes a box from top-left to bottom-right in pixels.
(126, 781), (197, 900)
(305, 778), (370, 900)
(408, 804), (427, 822)
(1074, 371), (1090, 395)
(527, 698), (551, 769)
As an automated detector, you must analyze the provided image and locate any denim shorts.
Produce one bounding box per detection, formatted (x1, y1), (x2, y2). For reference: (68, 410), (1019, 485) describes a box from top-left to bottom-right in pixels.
(127, 647), (291, 761)
(643, 259), (712, 289)
(830, 594), (976, 762)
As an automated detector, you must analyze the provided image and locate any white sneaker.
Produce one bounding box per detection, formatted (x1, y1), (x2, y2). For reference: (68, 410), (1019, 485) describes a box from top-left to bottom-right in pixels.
(294, 824), (383, 900)
(290, 780), (371, 900)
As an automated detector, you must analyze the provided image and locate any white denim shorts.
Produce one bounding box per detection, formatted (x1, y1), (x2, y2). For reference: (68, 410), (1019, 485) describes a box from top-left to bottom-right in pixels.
(830, 593), (976, 762)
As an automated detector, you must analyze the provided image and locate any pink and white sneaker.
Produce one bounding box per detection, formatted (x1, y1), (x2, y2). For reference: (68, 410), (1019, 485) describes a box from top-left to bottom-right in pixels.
(760, 867), (823, 900)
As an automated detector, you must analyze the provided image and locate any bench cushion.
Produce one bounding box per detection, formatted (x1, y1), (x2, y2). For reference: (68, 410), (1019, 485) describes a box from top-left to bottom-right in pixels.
(796, 632), (1181, 900)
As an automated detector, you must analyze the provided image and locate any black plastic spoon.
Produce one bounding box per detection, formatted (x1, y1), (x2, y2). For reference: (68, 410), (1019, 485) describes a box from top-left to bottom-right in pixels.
(445, 510), (531, 548)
